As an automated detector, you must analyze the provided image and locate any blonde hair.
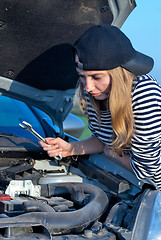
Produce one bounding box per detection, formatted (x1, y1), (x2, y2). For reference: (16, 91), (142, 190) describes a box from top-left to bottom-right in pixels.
(74, 66), (135, 152)
(108, 67), (134, 151)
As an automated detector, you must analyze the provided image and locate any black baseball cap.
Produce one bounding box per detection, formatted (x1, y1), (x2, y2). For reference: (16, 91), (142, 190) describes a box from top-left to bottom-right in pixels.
(73, 24), (154, 75)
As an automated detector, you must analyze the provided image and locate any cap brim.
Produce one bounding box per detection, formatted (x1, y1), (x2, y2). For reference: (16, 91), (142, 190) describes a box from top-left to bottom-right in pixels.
(121, 51), (154, 75)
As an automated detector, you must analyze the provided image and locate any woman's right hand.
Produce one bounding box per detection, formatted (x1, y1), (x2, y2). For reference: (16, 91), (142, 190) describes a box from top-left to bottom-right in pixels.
(39, 135), (105, 159)
(39, 137), (72, 158)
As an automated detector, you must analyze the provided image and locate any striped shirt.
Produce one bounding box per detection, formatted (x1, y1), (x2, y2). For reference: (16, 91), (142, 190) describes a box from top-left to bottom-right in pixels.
(83, 74), (161, 189)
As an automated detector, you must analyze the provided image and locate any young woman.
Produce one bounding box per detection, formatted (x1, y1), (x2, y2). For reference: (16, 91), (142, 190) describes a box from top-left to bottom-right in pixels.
(39, 24), (161, 189)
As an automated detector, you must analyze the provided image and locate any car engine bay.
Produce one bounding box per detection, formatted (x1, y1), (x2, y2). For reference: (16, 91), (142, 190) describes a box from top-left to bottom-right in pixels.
(0, 135), (154, 240)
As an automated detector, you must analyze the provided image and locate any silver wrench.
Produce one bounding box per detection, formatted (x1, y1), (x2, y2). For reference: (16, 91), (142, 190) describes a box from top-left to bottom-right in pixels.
(19, 121), (62, 161)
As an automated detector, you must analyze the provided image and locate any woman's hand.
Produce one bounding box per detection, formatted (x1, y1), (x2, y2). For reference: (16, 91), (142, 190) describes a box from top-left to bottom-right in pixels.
(103, 145), (113, 158)
(39, 137), (71, 158)
(104, 145), (132, 171)
(39, 135), (105, 159)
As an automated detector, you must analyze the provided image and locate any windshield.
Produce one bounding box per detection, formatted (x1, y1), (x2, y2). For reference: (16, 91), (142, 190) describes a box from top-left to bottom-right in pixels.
(0, 95), (46, 143)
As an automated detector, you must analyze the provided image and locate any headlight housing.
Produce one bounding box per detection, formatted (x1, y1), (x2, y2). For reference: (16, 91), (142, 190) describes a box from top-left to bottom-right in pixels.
(132, 189), (161, 240)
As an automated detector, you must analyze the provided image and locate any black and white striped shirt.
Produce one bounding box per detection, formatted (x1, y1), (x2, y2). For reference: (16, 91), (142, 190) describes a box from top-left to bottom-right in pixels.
(83, 75), (161, 189)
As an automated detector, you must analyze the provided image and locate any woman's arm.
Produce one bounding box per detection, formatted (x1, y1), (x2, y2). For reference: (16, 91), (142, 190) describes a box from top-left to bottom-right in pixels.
(39, 135), (105, 158)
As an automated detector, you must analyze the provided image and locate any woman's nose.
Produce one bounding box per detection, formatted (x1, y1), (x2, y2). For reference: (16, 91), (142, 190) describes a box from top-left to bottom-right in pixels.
(85, 78), (94, 92)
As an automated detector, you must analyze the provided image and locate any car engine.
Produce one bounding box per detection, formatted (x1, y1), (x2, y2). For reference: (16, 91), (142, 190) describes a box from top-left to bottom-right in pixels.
(0, 135), (152, 240)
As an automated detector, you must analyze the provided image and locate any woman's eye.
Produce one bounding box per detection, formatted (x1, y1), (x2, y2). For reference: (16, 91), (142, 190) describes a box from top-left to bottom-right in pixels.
(93, 76), (100, 80)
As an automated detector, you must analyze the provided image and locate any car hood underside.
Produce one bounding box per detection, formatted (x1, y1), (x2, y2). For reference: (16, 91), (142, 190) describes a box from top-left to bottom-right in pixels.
(0, 0), (136, 136)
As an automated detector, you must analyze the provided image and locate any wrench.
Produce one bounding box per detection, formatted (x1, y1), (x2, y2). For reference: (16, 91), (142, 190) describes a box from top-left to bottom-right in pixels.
(19, 121), (62, 161)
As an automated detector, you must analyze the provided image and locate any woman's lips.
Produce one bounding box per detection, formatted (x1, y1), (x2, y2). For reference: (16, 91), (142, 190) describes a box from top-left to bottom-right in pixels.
(91, 92), (101, 97)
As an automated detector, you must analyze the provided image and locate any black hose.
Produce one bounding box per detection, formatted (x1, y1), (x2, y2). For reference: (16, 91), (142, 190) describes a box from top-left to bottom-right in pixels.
(0, 183), (109, 235)
(23, 200), (55, 212)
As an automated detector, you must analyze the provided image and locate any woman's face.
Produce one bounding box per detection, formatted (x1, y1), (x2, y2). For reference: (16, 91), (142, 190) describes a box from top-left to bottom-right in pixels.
(75, 55), (112, 101)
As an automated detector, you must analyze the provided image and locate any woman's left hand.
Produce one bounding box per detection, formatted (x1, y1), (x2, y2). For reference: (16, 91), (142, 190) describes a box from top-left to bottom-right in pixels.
(103, 145), (113, 158)
(104, 145), (132, 171)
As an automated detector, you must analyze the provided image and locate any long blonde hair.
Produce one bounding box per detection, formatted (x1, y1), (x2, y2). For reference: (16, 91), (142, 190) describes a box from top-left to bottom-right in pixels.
(75, 66), (135, 152)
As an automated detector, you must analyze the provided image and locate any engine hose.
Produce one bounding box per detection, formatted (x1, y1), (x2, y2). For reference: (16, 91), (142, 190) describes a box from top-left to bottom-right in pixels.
(23, 200), (55, 212)
(0, 183), (109, 235)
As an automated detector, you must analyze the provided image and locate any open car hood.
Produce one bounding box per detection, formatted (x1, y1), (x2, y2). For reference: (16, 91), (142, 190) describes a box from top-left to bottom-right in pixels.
(0, 0), (136, 137)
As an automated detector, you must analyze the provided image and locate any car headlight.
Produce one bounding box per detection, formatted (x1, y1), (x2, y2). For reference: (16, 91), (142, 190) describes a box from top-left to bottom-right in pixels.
(146, 190), (161, 240)
(132, 189), (161, 240)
